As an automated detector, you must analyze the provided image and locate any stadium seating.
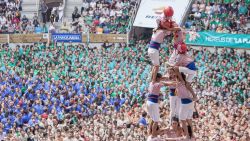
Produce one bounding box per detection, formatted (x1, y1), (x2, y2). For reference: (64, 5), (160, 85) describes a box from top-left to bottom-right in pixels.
(185, 0), (250, 34)
(59, 0), (134, 34)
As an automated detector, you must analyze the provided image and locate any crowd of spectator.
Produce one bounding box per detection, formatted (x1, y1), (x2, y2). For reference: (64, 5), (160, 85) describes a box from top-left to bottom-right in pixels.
(0, 39), (248, 140)
(59, 0), (137, 34)
(0, 0), (22, 33)
(185, 0), (250, 34)
(0, 0), (137, 34)
(0, 0), (50, 34)
(1, 0), (250, 34)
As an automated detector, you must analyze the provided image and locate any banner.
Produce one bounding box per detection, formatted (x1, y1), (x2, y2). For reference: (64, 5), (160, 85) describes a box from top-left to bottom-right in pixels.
(51, 33), (82, 43)
(133, 0), (191, 28)
(186, 32), (250, 49)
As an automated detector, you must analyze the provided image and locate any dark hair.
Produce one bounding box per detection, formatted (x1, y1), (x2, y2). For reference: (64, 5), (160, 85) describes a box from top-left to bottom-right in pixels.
(172, 117), (179, 122)
(181, 72), (186, 82)
(149, 120), (160, 134)
(142, 111), (147, 117)
(156, 73), (162, 79)
(171, 117), (180, 127)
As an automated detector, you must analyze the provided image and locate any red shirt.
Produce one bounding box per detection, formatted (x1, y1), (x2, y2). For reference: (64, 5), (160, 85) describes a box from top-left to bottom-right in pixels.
(12, 17), (20, 24)
(41, 113), (48, 119)
(93, 19), (100, 26)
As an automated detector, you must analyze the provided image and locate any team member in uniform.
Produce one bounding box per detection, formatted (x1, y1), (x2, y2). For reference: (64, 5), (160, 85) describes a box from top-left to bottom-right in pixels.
(146, 66), (176, 132)
(168, 47), (197, 83)
(167, 68), (181, 123)
(174, 70), (197, 139)
(148, 6), (181, 67)
(168, 28), (197, 83)
(148, 30), (168, 67)
(175, 52), (197, 83)
(148, 28), (180, 67)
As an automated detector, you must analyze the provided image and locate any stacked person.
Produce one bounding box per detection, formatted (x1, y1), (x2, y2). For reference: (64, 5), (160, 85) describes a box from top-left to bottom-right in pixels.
(147, 5), (199, 140)
(146, 65), (176, 140)
(147, 5), (187, 140)
(147, 6), (180, 127)
(167, 28), (197, 127)
(167, 20), (198, 140)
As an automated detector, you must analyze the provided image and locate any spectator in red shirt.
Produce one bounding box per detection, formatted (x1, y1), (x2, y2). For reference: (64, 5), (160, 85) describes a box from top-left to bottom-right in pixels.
(11, 16), (20, 24)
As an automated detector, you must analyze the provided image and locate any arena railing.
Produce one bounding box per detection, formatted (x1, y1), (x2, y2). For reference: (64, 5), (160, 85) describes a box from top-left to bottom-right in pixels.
(180, 0), (195, 26)
(0, 34), (127, 43)
(127, 0), (142, 37)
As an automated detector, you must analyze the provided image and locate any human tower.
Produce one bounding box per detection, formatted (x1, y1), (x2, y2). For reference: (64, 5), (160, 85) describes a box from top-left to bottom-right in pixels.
(146, 6), (198, 140)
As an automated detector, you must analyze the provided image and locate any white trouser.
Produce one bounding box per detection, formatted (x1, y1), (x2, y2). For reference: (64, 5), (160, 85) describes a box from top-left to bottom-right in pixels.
(179, 101), (194, 120)
(146, 101), (160, 122)
(179, 67), (196, 82)
(148, 48), (160, 66)
(169, 96), (181, 121)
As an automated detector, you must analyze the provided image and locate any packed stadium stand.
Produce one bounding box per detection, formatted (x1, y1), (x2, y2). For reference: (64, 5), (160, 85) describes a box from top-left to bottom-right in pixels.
(0, 0), (248, 141)
(185, 0), (250, 34)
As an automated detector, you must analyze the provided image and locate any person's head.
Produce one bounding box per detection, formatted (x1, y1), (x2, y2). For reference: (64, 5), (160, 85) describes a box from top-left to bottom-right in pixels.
(167, 67), (175, 79)
(148, 120), (159, 134)
(156, 73), (162, 82)
(171, 117), (180, 129)
(142, 111), (147, 118)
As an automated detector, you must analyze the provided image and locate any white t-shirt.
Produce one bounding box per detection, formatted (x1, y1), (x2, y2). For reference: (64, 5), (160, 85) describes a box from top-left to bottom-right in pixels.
(117, 119), (125, 127)
(89, 10), (94, 17)
(99, 17), (106, 24)
(90, 2), (96, 8)
(194, 12), (201, 18)
(82, 2), (89, 9)
(102, 8), (109, 16)
(116, 10), (122, 17)
(0, 17), (7, 24)
(116, 2), (123, 9)
(110, 10), (116, 17)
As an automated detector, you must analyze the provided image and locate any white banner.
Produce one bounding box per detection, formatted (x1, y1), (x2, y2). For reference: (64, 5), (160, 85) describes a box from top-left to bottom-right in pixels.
(133, 0), (191, 28)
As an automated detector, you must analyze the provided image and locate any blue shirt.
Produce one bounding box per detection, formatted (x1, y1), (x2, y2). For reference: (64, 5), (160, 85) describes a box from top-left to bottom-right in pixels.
(139, 117), (147, 126)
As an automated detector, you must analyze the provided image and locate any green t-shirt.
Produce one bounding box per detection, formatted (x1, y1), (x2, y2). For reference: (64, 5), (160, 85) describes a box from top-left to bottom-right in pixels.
(239, 5), (248, 15)
(34, 70), (39, 76)
(85, 16), (93, 25)
(246, 0), (250, 5)
(223, 0), (232, 4)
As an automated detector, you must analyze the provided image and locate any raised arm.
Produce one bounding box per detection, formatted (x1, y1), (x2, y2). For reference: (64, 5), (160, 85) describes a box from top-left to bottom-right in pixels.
(151, 66), (159, 83)
(161, 80), (177, 87)
(159, 23), (181, 31)
(152, 126), (168, 137)
(173, 67), (185, 84)
(185, 83), (198, 101)
(153, 25), (181, 33)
